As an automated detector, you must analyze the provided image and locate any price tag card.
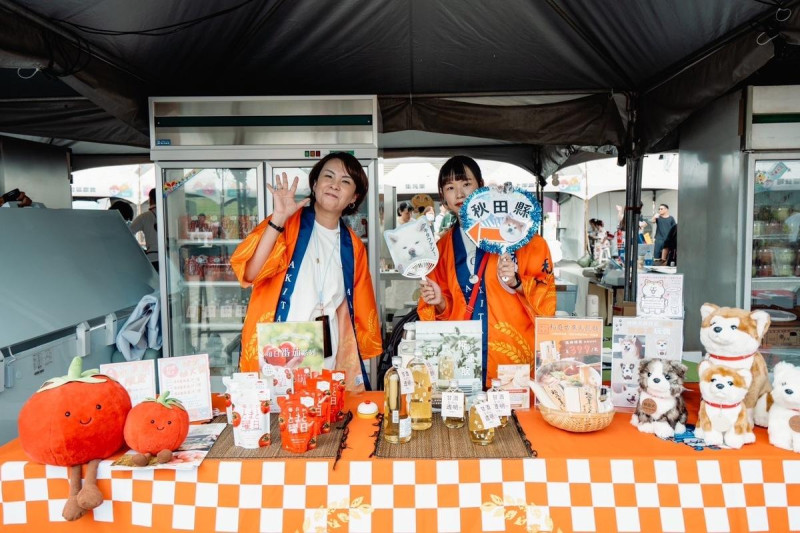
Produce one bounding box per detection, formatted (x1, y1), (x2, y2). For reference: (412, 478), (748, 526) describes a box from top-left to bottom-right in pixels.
(157, 354), (212, 422)
(475, 401), (501, 429)
(488, 390), (511, 417)
(397, 368), (415, 395)
(424, 361), (436, 381)
(100, 359), (156, 407)
(441, 391), (465, 418)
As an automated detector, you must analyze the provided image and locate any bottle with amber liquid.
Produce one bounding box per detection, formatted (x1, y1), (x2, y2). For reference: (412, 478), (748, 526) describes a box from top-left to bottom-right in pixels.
(408, 351), (432, 431)
(469, 392), (496, 445)
(489, 378), (510, 428)
(383, 356), (411, 444)
(441, 379), (466, 429)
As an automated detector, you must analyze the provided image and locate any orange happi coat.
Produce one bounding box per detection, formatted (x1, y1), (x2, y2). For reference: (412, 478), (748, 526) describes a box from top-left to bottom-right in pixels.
(418, 229), (556, 385)
(231, 210), (382, 374)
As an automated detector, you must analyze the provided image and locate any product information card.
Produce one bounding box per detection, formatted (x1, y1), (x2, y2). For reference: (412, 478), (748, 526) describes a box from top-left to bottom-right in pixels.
(636, 273), (684, 318)
(157, 354), (212, 421)
(100, 359), (157, 407)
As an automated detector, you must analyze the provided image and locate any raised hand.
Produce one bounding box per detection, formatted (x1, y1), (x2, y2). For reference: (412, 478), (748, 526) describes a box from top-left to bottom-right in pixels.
(266, 172), (311, 225)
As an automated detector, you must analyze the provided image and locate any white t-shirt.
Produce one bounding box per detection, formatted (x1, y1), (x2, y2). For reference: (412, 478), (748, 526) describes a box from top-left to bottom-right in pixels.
(130, 208), (158, 262)
(286, 222), (345, 369)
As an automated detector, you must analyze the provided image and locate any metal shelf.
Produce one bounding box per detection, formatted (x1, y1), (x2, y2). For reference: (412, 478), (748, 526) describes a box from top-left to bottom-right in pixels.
(183, 323), (243, 331)
(181, 281), (241, 287)
(752, 277), (800, 284)
(176, 239), (243, 246)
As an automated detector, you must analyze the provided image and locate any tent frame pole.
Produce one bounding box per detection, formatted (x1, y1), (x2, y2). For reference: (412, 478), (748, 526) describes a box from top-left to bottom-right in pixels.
(623, 157), (643, 301)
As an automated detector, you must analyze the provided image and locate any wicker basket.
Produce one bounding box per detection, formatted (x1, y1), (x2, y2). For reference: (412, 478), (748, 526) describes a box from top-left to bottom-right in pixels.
(538, 405), (615, 433)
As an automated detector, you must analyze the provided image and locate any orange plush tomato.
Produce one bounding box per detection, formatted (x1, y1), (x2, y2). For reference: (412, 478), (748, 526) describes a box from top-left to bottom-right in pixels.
(18, 357), (132, 466)
(124, 391), (189, 455)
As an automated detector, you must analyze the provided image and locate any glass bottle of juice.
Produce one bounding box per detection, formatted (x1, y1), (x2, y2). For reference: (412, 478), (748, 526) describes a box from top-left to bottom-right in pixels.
(469, 392), (496, 445)
(383, 357), (411, 444)
(437, 350), (456, 390)
(489, 378), (510, 428)
(408, 352), (432, 431)
(441, 379), (466, 429)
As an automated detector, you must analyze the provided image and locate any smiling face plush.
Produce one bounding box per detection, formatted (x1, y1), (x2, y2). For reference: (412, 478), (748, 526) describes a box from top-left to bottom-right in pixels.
(18, 357), (131, 466)
(124, 391), (190, 456)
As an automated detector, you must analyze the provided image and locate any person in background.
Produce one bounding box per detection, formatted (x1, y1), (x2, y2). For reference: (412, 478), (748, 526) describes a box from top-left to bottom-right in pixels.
(130, 188), (159, 271)
(231, 152), (382, 388)
(662, 224), (678, 265)
(109, 200), (134, 223)
(423, 205), (435, 224)
(0, 189), (34, 208)
(418, 155), (556, 387)
(651, 203), (676, 259)
(396, 201), (413, 226)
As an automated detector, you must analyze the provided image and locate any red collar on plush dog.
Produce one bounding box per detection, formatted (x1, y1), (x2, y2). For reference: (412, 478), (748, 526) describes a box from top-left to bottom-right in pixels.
(704, 400), (742, 409)
(708, 353), (755, 362)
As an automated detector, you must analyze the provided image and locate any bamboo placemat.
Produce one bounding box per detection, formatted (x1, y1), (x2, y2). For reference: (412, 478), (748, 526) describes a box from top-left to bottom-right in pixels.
(205, 413), (350, 460)
(373, 411), (536, 459)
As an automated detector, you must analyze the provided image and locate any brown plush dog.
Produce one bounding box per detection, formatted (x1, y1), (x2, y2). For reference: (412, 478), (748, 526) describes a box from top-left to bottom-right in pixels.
(699, 303), (771, 425)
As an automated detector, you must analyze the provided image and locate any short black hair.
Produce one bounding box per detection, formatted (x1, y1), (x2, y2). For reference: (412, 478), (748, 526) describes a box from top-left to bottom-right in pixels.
(659, 204), (669, 210)
(308, 152), (368, 216)
(148, 188), (157, 204)
(109, 200), (134, 222)
(437, 155), (485, 205)
(397, 201), (411, 216)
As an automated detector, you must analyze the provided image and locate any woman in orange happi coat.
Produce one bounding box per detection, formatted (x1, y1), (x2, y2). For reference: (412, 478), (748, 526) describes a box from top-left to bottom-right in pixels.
(231, 153), (382, 390)
(419, 156), (556, 386)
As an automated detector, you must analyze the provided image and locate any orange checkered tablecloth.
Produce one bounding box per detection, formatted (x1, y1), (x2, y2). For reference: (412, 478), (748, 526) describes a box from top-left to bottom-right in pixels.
(1, 388), (800, 532)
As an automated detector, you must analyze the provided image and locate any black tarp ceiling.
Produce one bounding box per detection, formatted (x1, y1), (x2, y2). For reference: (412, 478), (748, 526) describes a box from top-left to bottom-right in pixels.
(0, 0), (799, 174)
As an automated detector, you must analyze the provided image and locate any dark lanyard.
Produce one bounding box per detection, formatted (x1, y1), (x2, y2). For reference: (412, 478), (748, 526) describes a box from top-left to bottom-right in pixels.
(452, 229), (489, 388)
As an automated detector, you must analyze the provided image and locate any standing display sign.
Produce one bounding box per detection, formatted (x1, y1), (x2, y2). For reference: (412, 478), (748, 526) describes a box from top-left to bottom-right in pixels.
(636, 273), (684, 318)
(610, 317), (684, 409)
(157, 354), (212, 421)
(99, 359), (157, 407)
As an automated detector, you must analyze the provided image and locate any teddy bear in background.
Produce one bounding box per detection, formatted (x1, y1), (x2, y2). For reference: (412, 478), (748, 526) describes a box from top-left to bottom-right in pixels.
(754, 361), (800, 453)
(631, 358), (688, 439)
(699, 303), (771, 425)
(694, 360), (755, 449)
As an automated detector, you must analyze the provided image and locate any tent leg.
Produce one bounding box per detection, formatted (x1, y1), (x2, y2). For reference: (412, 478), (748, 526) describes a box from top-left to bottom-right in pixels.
(623, 157), (643, 301)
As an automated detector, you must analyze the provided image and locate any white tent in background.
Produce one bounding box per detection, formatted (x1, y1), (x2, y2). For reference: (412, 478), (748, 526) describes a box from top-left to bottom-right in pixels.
(543, 154), (679, 199)
(71, 164), (155, 207)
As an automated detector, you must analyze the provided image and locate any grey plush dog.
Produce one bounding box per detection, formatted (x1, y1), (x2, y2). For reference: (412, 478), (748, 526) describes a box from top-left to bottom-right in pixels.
(630, 358), (688, 439)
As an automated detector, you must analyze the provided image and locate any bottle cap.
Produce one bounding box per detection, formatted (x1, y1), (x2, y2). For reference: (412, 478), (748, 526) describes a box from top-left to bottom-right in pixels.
(449, 379), (459, 388)
(391, 356), (402, 368)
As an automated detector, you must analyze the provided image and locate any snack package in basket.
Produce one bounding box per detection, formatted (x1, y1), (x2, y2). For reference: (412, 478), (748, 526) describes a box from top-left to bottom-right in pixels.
(531, 359), (611, 414)
(229, 379), (271, 449)
(277, 396), (319, 453)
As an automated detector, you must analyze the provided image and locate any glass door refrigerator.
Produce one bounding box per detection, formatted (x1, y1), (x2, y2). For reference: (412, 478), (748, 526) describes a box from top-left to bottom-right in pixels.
(156, 163), (263, 378)
(747, 157), (800, 366)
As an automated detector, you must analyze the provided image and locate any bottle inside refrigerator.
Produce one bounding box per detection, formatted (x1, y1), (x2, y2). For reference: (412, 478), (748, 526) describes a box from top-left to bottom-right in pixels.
(160, 165), (260, 377)
(750, 159), (800, 367)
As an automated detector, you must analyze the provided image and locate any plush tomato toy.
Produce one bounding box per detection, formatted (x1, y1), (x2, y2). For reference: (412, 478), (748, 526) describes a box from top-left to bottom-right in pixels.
(17, 356), (132, 521)
(124, 390), (189, 465)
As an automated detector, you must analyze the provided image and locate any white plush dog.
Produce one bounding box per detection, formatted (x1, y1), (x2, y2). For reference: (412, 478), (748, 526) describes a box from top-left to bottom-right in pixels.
(695, 360), (755, 449)
(754, 362), (800, 453)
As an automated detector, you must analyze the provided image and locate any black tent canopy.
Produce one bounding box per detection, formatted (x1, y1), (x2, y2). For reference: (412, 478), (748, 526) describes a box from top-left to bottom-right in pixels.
(0, 0), (799, 172)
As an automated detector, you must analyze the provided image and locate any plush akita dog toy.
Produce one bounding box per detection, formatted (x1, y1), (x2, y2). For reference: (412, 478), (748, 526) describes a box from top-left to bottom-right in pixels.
(755, 362), (800, 453)
(699, 303), (771, 424)
(630, 358), (688, 439)
(695, 361), (755, 449)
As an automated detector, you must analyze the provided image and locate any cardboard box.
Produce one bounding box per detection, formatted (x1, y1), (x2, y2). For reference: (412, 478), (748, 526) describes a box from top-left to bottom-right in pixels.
(613, 301), (637, 317)
(763, 327), (800, 347)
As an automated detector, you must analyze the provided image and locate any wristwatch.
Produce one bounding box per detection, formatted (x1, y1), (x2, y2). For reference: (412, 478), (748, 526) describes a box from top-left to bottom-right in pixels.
(508, 273), (522, 290)
(268, 220), (284, 233)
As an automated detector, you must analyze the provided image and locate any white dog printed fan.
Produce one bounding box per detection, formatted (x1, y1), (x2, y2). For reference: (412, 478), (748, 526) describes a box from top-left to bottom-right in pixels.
(384, 217), (440, 281)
